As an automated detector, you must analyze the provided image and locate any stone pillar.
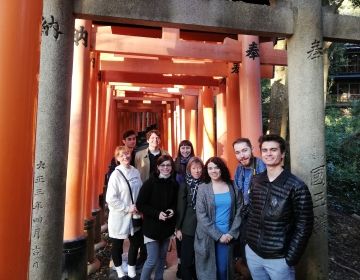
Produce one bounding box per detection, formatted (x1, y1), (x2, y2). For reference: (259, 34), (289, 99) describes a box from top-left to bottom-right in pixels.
(62, 18), (92, 280)
(226, 63), (242, 176)
(28, 1), (74, 279)
(216, 84), (227, 161)
(184, 95), (198, 155)
(202, 87), (215, 161)
(239, 35), (262, 157)
(0, 2), (41, 279)
(287, 1), (327, 279)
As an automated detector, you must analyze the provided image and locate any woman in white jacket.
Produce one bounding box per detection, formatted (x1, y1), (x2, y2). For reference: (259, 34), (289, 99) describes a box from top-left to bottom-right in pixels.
(106, 146), (143, 279)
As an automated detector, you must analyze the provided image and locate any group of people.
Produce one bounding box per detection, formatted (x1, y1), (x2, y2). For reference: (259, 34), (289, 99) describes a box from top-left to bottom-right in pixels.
(106, 129), (314, 280)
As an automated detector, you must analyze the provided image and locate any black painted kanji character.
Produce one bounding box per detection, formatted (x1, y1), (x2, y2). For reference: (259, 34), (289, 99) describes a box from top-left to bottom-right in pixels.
(231, 62), (239, 73)
(307, 39), (323, 60)
(74, 26), (88, 47)
(42, 15), (63, 40)
(246, 41), (260, 60)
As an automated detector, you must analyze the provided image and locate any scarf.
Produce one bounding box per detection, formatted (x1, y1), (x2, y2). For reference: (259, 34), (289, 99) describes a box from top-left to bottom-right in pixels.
(185, 172), (203, 209)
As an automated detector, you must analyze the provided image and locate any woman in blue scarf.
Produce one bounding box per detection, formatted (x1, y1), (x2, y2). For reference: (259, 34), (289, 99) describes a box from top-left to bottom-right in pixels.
(176, 157), (204, 280)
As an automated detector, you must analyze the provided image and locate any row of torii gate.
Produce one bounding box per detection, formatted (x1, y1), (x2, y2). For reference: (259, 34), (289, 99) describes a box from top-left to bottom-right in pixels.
(1, 1), (359, 280)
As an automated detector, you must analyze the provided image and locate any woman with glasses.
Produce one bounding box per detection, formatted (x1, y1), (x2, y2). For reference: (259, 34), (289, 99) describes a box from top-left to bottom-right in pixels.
(194, 157), (242, 280)
(176, 157), (204, 280)
(106, 146), (143, 279)
(136, 155), (179, 280)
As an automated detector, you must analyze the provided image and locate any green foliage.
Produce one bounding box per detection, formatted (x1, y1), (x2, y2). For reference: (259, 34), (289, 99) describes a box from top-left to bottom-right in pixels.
(328, 43), (348, 76)
(325, 102), (360, 210)
(261, 79), (271, 134)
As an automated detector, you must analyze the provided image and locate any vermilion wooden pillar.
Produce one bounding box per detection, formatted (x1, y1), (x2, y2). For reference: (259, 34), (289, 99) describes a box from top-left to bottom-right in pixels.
(0, 1), (41, 279)
(201, 87), (215, 161)
(63, 19), (92, 279)
(84, 52), (101, 272)
(197, 89), (204, 159)
(166, 104), (173, 156)
(91, 80), (104, 244)
(184, 95), (198, 155)
(226, 62), (242, 177)
(180, 97), (186, 141)
(239, 35), (263, 157)
(162, 106), (168, 151)
(86, 52), (99, 221)
(216, 84), (227, 162)
(97, 84), (108, 196)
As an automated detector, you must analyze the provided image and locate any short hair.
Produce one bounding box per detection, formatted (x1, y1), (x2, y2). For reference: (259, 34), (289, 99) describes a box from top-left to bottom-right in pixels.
(155, 155), (175, 176)
(177, 140), (195, 158)
(258, 134), (286, 153)
(204, 157), (231, 184)
(232, 137), (252, 149)
(122, 129), (136, 140)
(146, 129), (161, 140)
(114, 146), (130, 158)
(186, 157), (205, 178)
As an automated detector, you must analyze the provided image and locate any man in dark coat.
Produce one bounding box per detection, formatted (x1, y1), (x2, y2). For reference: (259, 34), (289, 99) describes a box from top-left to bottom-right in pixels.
(245, 134), (314, 280)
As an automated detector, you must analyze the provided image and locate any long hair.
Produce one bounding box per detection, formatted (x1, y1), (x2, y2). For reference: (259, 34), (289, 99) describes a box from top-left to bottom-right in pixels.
(204, 156), (231, 184)
(176, 140), (195, 158)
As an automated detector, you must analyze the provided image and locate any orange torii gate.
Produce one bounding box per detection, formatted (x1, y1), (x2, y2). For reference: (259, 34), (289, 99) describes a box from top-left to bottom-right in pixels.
(1, 1), (360, 280)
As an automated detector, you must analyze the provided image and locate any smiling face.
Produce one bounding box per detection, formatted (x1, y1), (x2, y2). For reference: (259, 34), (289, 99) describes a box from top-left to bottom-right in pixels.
(180, 145), (192, 158)
(261, 141), (284, 168)
(234, 142), (253, 167)
(157, 160), (172, 176)
(117, 150), (131, 167)
(147, 132), (161, 151)
(190, 162), (203, 179)
(207, 161), (221, 182)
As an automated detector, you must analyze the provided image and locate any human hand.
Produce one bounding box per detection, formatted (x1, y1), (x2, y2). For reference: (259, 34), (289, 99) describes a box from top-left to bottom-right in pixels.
(159, 211), (167, 221)
(224, 233), (233, 243)
(219, 234), (233, 244)
(128, 204), (136, 214)
(176, 230), (182, 241)
(219, 234), (228, 243)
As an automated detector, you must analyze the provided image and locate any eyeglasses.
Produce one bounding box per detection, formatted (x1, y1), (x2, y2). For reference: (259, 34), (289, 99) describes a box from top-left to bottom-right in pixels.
(159, 164), (172, 168)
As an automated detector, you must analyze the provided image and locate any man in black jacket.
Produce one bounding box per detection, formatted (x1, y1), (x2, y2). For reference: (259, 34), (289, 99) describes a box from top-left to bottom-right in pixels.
(245, 134), (314, 280)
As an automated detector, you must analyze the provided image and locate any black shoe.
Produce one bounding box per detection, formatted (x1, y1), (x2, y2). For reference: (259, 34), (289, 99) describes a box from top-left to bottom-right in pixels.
(176, 264), (182, 279)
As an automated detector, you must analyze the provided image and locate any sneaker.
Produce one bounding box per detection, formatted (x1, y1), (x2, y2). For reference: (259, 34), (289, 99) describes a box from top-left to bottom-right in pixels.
(115, 266), (126, 278)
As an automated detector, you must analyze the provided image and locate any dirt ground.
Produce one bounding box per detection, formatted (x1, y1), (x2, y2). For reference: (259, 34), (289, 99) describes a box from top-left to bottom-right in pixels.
(328, 205), (360, 280)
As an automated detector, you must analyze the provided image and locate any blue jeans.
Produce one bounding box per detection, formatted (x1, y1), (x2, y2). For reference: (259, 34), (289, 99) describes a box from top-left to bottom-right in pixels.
(140, 238), (170, 280)
(215, 242), (229, 280)
(245, 245), (295, 280)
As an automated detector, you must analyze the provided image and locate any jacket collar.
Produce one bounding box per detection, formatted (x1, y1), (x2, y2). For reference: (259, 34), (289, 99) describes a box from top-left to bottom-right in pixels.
(260, 169), (290, 186)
